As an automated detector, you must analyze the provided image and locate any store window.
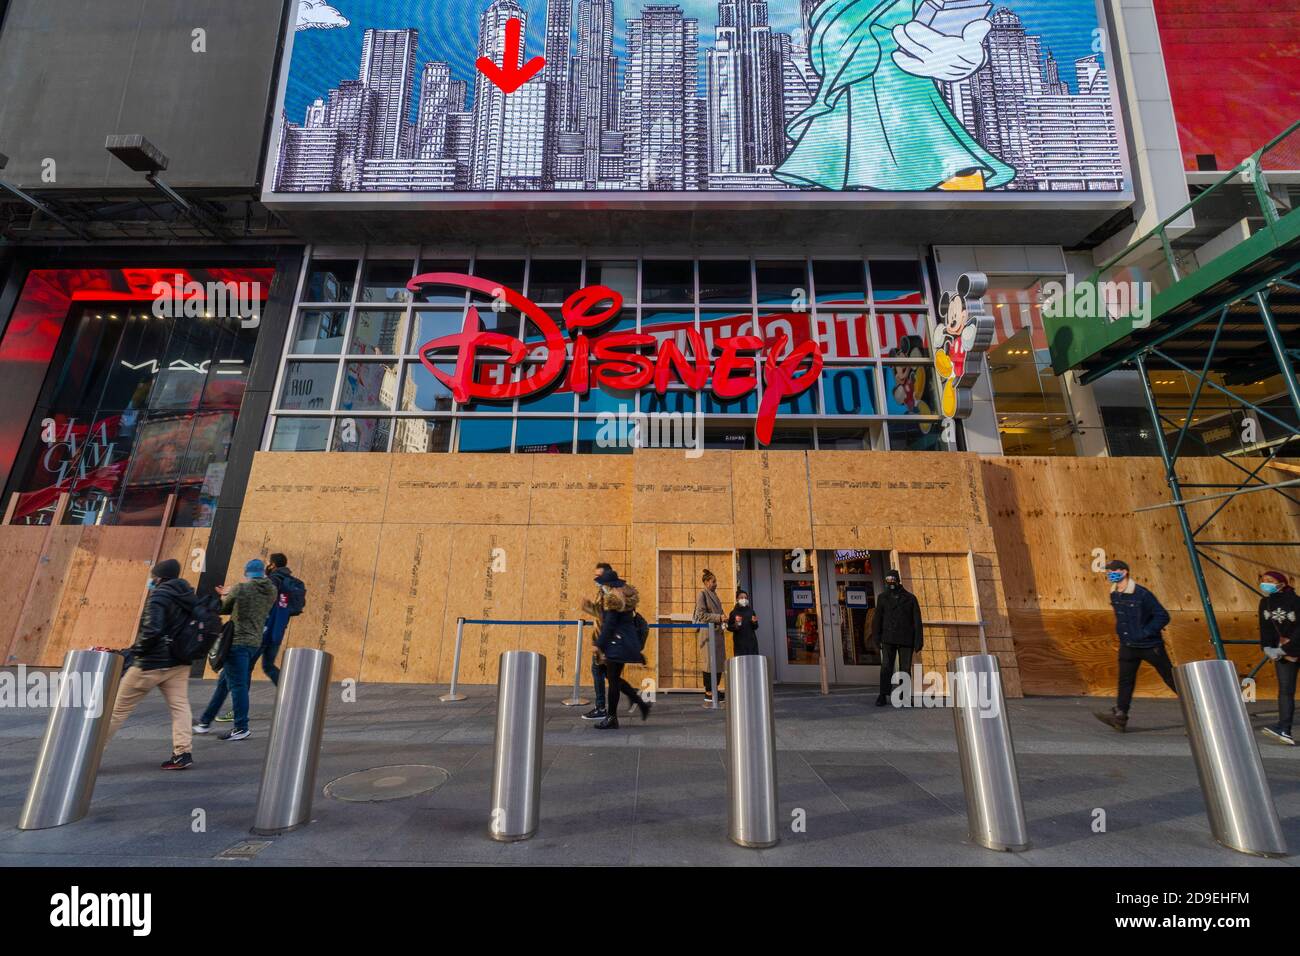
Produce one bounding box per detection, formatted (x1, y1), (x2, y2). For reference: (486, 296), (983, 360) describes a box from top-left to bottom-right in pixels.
(2, 267), (272, 526)
(268, 252), (946, 454)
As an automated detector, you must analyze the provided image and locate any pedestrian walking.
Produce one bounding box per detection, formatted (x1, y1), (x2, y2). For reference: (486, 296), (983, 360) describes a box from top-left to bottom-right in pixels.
(1259, 570), (1300, 746)
(593, 567), (650, 730)
(1094, 559), (1176, 732)
(193, 559), (278, 741)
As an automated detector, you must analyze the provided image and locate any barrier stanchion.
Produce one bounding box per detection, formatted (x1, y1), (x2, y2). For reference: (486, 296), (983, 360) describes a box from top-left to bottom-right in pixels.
(489, 650), (547, 842)
(706, 623), (720, 710)
(950, 654), (1029, 852)
(1175, 658), (1287, 857)
(439, 617), (469, 702)
(725, 655), (778, 847)
(561, 619), (590, 707)
(251, 647), (333, 835)
(19, 649), (124, 830)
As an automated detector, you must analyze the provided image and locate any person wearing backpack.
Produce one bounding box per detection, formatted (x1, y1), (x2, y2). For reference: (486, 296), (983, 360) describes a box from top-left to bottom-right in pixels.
(592, 567), (651, 730)
(105, 559), (198, 770)
(216, 553), (304, 724)
(193, 559), (278, 741)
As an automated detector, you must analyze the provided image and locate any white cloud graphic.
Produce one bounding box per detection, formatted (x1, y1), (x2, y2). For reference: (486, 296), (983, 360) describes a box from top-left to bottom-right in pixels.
(296, 0), (350, 31)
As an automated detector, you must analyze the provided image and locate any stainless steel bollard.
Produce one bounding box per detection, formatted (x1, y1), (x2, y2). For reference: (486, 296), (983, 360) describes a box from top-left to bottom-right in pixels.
(725, 654), (778, 847)
(19, 649), (124, 830)
(439, 617), (468, 702)
(951, 654), (1029, 851)
(489, 650), (546, 842)
(1175, 658), (1287, 857)
(251, 648), (333, 835)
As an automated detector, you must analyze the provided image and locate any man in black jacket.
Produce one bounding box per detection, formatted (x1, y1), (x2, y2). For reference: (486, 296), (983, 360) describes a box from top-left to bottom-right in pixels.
(872, 569), (924, 707)
(106, 559), (196, 770)
(1094, 559), (1175, 732)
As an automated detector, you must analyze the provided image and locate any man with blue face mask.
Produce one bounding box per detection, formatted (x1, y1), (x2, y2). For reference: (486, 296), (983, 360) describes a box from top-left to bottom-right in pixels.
(1258, 570), (1300, 745)
(1095, 559), (1175, 732)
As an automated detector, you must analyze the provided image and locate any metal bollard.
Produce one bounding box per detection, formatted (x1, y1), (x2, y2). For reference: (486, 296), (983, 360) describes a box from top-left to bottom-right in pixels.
(489, 650), (546, 842)
(251, 648), (333, 835)
(440, 617), (469, 702)
(1175, 658), (1287, 857)
(725, 654), (778, 847)
(951, 654), (1029, 851)
(19, 649), (124, 830)
(561, 620), (590, 707)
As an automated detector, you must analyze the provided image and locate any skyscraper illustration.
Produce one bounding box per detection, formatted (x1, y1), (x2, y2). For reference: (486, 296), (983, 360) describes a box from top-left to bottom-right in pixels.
(563, 0), (623, 189)
(622, 5), (704, 190)
(542, 0), (574, 186)
(359, 29), (418, 161)
(471, 0), (549, 190)
(706, 0), (785, 175)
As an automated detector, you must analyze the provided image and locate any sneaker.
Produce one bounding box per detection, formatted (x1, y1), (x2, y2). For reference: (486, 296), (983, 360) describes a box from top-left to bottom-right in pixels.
(192, 721), (212, 734)
(1093, 709), (1128, 732)
(220, 728), (251, 741)
(161, 752), (193, 770)
(1262, 727), (1296, 746)
(215, 711), (235, 723)
(594, 716), (620, 730)
(581, 708), (608, 721)
(635, 697), (651, 722)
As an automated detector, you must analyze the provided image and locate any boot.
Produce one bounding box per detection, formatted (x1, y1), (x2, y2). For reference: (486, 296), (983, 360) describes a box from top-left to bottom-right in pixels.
(595, 715), (620, 730)
(1093, 708), (1128, 732)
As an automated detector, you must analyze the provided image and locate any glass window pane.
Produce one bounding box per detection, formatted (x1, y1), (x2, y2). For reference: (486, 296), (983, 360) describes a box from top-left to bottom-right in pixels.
(528, 259), (581, 302)
(271, 417), (331, 451)
(514, 417), (574, 453)
(877, 312), (931, 358)
(824, 367), (878, 416)
(764, 427), (815, 449)
(278, 361), (337, 411)
(471, 258), (526, 300)
(121, 413), (195, 490)
(580, 384), (638, 414)
(577, 417), (635, 454)
(392, 418), (453, 452)
(410, 263), (471, 304)
(410, 309), (468, 351)
(360, 260), (414, 304)
(778, 383), (821, 415)
(641, 390), (696, 415)
(99, 311), (174, 412)
(888, 420), (943, 451)
(814, 309), (873, 359)
(882, 363), (936, 416)
(292, 310), (347, 355)
(812, 260), (867, 305)
(755, 260), (808, 304)
(331, 417), (390, 452)
(701, 390), (757, 415)
(703, 426), (752, 449)
(518, 383), (575, 413)
(305, 259), (356, 303)
(110, 486), (173, 527)
(870, 260), (925, 304)
(151, 317), (221, 412)
(339, 360), (398, 411)
(817, 427), (870, 450)
(400, 361), (455, 412)
(586, 260), (638, 302)
(46, 308), (124, 416)
(458, 360), (514, 411)
(755, 309), (816, 354)
(200, 322), (258, 411)
(698, 260), (751, 303)
(456, 418), (513, 452)
(349, 310), (405, 355)
(641, 260), (693, 303)
(699, 308), (755, 343)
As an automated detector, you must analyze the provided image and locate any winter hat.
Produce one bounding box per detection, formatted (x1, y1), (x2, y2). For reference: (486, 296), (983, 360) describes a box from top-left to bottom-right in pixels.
(1104, 559), (1129, 572)
(245, 558), (267, 579)
(1261, 570), (1291, 587)
(151, 558), (181, 581)
(884, 569), (901, 583)
(594, 567), (625, 588)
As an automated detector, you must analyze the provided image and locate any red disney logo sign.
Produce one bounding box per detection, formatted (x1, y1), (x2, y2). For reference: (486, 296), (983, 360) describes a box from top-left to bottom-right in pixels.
(409, 272), (823, 445)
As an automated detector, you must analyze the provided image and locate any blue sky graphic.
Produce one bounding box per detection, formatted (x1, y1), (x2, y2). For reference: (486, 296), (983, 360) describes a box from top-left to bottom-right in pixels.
(284, 0), (1106, 126)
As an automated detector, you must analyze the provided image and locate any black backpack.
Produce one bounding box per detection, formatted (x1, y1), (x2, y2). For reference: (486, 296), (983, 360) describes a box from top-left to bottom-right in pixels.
(632, 611), (650, 650)
(280, 574), (307, 617)
(167, 593), (224, 665)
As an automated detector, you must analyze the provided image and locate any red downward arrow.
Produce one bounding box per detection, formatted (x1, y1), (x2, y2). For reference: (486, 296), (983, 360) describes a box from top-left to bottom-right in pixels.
(476, 17), (545, 94)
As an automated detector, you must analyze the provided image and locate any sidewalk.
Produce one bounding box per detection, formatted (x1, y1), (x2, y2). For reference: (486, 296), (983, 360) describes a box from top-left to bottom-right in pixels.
(0, 678), (1297, 866)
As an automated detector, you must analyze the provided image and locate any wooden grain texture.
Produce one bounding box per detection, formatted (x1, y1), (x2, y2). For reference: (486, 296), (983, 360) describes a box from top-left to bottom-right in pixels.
(0, 525), (48, 661)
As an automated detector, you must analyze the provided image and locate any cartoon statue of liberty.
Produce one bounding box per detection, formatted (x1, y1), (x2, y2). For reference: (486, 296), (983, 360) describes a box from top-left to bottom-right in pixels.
(775, 0), (1016, 191)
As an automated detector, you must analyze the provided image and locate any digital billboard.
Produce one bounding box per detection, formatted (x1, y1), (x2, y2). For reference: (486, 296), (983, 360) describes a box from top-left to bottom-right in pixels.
(265, 0), (1129, 200)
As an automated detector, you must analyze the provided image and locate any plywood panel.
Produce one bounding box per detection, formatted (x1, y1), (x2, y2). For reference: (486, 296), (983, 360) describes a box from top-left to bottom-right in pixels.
(241, 452), (390, 524)
(527, 455), (632, 526)
(631, 449), (733, 526)
(0, 525), (48, 660)
(66, 527), (158, 652)
(812, 524), (892, 551)
(808, 450), (980, 527)
(386, 453), (532, 526)
(655, 549), (735, 691)
(440, 524), (530, 685)
(729, 450), (811, 549)
(358, 525), (455, 684)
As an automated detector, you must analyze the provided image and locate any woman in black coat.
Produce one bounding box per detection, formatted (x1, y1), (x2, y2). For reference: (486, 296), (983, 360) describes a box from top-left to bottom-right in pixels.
(725, 589), (761, 656)
(1259, 570), (1300, 745)
(593, 568), (650, 730)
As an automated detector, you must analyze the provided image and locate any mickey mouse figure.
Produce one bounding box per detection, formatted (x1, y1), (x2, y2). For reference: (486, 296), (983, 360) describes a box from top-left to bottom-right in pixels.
(933, 272), (991, 419)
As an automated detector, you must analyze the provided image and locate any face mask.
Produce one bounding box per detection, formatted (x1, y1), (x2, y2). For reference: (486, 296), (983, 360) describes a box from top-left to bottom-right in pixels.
(887, 581), (899, 589)
(1107, 571), (1125, 584)
(147, 579), (156, 589)
(1261, 582), (1280, 595)
(600, 585), (610, 594)
(738, 598), (749, 607)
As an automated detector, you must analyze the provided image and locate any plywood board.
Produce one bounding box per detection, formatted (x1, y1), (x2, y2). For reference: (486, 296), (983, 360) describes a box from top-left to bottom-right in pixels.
(527, 455), (632, 526)
(729, 450), (812, 549)
(631, 449), (733, 526)
(386, 453), (532, 526)
(807, 450), (981, 528)
(439, 524), (530, 685)
(0, 525), (48, 660)
(358, 524), (455, 684)
(241, 452), (391, 524)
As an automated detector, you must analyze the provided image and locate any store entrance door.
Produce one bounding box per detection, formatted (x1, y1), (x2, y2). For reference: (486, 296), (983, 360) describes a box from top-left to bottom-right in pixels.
(750, 549), (885, 685)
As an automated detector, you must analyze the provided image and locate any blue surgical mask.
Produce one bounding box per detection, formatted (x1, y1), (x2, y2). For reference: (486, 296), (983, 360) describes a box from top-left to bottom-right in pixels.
(1261, 582), (1280, 595)
(147, 579), (156, 589)
(1107, 571), (1125, 584)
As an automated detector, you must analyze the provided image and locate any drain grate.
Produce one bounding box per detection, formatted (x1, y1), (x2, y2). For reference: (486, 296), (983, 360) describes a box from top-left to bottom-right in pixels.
(324, 764), (450, 802)
(216, 839), (272, 860)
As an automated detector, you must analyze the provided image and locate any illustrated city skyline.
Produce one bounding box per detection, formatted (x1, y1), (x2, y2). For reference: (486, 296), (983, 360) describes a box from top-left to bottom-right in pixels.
(273, 0), (1126, 194)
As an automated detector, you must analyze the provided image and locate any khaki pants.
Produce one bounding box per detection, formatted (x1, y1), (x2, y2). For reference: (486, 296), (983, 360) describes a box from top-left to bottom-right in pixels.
(107, 664), (193, 756)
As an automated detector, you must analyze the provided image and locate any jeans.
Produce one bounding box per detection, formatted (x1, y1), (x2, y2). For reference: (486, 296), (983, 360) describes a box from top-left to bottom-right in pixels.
(258, 637), (283, 686)
(202, 645), (255, 731)
(879, 643), (915, 702)
(1116, 642), (1176, 713)
(592, 654), (607, 710)
(1276, 657), (1298, 735)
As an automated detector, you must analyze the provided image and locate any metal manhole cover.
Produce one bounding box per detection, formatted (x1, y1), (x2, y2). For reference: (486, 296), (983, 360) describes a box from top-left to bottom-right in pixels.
(324, 765), (450, 802)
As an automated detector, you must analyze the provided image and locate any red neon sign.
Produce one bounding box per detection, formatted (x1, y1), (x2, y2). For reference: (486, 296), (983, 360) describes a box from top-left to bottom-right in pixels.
(409, 272), (823, 445)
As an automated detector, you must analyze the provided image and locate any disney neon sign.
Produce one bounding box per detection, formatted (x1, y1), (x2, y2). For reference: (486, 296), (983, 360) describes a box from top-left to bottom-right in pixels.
(409, 272), (824, 445)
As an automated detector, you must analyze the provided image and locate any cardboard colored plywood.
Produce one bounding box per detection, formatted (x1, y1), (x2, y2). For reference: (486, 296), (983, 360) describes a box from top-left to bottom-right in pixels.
(527, 455), (632, 526)
(30, 529), (100, 666)
(241, 452), (391, 524)
(811, 524), (891, 551)
(729, 450), (812, 549)
(386, 453), (532, 526)
(358, 525), (455, 684)
(439, 524), (530, 685)
(656, 548), (735, 691)
(631, 449), (733, 526)
(0, 525), (48, 659)
(66, 527), (159, 652)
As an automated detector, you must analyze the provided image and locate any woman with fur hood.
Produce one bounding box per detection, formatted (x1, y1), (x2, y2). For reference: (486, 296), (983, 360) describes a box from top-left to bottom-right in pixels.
(592, 567), (650, 729)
